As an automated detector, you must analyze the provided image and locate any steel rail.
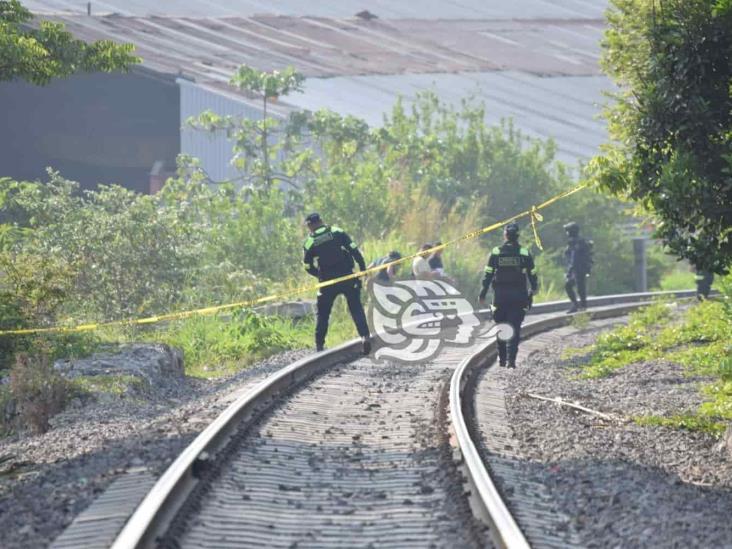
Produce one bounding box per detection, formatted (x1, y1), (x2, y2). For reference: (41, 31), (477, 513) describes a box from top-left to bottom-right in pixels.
(525, 289), (698, 316)
(112, 289), (697, 548)
(110, 338), (364, 549)
(450, 289), (697, 548)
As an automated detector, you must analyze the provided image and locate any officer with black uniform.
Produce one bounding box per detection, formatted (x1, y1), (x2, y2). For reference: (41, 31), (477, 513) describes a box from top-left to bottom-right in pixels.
(563, 222), (592, 313)
(478, 223), (538, 368)
(303, 213), (371, 354)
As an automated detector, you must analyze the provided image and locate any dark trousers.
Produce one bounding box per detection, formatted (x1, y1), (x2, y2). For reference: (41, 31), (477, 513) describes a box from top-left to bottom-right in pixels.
(565, 272), (588, 306)
(696, 272), (714, 300)
(493, 304), (526, 364)
(316, 279), (370, 349)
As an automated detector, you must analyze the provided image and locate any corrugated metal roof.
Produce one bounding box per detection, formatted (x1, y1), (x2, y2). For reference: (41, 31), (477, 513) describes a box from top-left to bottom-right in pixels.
(41, 15), (604, 81)
(25, 4), (612, 167)
(286, 71), (610, 165)
(27, 0), (607, 20)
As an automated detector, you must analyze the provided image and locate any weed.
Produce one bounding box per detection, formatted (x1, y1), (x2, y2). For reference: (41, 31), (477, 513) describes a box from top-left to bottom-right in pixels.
(667, 341), (731, 377)
(565, 301), (674, 378)
(699, 381), (732, 421)
(719, 353), (732, 382)
(570, 311), (591, 330)
(572, 278), (732, 437)
(630, 300), (675, 329)
(634, 414), (726, 438)
(9, 350), (69, 433)
(144, 309), (311, 378)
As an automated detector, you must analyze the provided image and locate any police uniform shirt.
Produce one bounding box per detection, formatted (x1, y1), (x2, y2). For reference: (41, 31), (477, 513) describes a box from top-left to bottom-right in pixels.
(481, 242), (538, 304)
(303, 226), (365, 281)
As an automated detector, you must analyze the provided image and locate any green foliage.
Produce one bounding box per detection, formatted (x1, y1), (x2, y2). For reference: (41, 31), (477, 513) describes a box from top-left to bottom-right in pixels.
(188, 84), (680, 301)
(659, 265), (696, 291)
(592, 0), (732, 273)
(573, 301), (674, 378)
(573, 277), (732, 436)
(0, 172), (197, 321)
(147, 310), (308, 378)
(0, 171), (302, 323)
(1, 77), (700, 382)
(634, 414), (726, 437)
(230, 65), (304, 100)
(188, 65), (305, 189)
(0, 0), (140, 84)
(700, 380), (732, 423)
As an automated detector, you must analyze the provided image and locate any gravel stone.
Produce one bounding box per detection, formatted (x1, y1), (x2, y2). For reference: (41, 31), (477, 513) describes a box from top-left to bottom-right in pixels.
(503, 318), (732, 547)
(0, 349), (310, 549)
(163, 351), (484, 548)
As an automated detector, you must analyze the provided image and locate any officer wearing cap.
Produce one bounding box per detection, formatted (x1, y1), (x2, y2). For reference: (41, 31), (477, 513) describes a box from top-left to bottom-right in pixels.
(563, 222), (593, 313)
(478, 222), (538, 368)
(303, 213), (371, 354)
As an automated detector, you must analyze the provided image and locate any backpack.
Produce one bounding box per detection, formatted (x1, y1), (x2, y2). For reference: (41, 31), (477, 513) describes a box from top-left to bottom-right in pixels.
(577, 239), (594, 274)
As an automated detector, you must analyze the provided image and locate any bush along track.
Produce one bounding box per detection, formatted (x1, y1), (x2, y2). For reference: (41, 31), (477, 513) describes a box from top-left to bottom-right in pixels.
(566, 285), (732, 437)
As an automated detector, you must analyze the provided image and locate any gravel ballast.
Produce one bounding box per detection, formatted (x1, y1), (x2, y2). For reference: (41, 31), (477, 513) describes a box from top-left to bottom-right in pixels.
(504, 317), (732, 547)
(0, 349), (310, 549)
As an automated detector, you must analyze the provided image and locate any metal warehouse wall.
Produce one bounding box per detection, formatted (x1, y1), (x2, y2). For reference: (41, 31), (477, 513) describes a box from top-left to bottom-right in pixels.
(0, 72), (179, 193)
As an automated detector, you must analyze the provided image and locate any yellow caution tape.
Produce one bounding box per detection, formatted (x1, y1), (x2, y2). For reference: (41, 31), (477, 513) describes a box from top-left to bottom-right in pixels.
(529, 206), (545, 251)
(0, 183), (588, 336)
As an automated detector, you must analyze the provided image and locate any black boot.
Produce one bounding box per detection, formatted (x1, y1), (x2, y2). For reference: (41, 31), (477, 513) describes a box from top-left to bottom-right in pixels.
(566, 303), (579, 314)
(497, 342), (507, 367)
(361, 336), (372, 355)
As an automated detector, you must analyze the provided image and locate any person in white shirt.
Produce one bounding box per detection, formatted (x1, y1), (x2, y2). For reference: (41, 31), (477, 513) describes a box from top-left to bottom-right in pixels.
(412, 243), (436, 280)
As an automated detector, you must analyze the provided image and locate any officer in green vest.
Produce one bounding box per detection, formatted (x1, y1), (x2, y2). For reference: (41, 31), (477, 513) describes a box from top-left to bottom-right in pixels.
(478, 223), (538, 368)
(303, 213), (371, 354)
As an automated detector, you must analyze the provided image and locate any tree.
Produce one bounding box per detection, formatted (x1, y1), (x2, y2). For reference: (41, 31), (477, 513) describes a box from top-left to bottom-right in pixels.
(591, 0), (732, 273)
(0, 0), (139, 85)
(188, 65), (305, 189)
(230, 65), (304, 188)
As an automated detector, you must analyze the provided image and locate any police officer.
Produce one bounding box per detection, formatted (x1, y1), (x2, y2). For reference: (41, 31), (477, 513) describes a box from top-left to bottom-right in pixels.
(563, 222), (592, 313)
(695, 269), (714, 301)
(478, 223), (538, 368)
(303, 213), (371, 354)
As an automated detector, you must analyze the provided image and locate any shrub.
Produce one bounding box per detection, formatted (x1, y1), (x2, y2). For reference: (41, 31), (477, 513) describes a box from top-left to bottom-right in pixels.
(9, 350), (69, 433)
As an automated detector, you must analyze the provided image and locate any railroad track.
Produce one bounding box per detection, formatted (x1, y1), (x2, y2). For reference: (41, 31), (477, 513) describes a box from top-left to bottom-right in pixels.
(107, 290), (696, 549)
